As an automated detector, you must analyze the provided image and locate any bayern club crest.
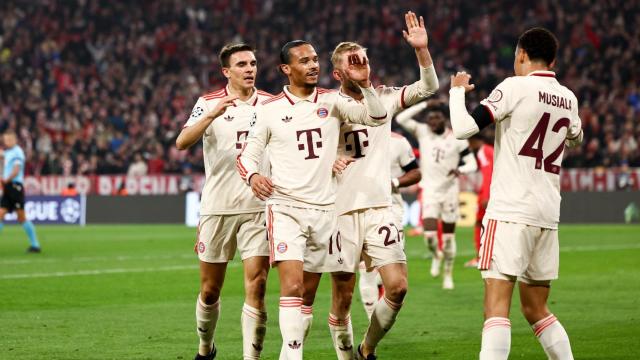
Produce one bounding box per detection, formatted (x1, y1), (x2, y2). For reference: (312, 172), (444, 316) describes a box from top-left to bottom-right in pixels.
(197, 241), (206, 254)
(317, 107), (328, 118)
(277, 242), (288, 253)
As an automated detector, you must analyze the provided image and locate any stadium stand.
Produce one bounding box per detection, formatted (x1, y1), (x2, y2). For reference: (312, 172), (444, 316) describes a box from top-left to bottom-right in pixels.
(0, 0), (638, 175)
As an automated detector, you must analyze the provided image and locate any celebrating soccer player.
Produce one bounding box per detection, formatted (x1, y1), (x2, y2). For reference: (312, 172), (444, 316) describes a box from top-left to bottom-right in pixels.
(176, 43), (273, 360)
(236, 40), (387, 360)
(326, 11), (438, 360)
(448, 28), (580, 360)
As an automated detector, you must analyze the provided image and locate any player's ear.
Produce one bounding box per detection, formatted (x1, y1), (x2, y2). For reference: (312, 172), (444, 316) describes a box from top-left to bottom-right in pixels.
(279, 64), (290, 75)
(549, 59), (556, 69)
(221, 67), (231, 79)
(332, 69), (342, 82)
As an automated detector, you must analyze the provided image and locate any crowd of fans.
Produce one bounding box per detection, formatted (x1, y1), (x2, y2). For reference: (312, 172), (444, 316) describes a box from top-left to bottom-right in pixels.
(0, 0), (638, 176)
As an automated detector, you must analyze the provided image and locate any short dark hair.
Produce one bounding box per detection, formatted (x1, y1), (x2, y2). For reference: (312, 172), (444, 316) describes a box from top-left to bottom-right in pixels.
(218, 43), (255, 68)
(517, 27), (558, 66)
(280, 40), (310, 64)
(427, 103), (449, 119)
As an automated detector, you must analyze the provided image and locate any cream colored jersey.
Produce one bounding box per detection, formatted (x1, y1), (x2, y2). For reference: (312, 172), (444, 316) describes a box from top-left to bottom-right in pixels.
(389, 132), (416, 211)
(335, 65), (439, 215)
(184, 86), (272, 215)
(237, 85), (387, 209)
(480, 70), (582, 229)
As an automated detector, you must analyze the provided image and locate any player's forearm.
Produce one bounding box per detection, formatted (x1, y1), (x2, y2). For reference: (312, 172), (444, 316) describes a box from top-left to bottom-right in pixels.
(395, 101), (426, 134)
(415, 47), (433, 68)
(396, 168), (421, 187)
(401, 66), (439, 108)
(449, 87), (480, 139)
(236, 142), (264, 185)
(359, 86), (388, 126)
(175, 118), (213, 150)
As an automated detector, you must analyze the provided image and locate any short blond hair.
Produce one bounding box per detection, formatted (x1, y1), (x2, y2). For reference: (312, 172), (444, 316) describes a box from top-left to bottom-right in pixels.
(331, 42), (367, 68)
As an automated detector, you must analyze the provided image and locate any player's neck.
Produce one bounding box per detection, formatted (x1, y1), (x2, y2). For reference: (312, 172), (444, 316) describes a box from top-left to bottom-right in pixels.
(522, 63), (551, 76)
(287, 84), (315, 99)
(340, 85), (363, 101)
(227, 83), (254, 101)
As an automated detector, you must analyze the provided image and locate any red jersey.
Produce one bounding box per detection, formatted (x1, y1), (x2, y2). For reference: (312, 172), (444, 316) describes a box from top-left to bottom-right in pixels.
(476, 144), (494, 201)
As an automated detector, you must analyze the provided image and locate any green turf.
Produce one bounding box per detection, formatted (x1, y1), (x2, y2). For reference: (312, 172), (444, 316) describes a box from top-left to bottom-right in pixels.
(1, 224), (639, 359)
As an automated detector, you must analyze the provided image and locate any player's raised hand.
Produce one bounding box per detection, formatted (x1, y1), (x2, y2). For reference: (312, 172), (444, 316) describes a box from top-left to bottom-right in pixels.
(332, 157), (356, 175)
(402, 11), (428, 49)
(249, 174), (274, 200)
(451, 71), (476, 93)
(207, 95), (239, 121)
(345, 53), (372, 88)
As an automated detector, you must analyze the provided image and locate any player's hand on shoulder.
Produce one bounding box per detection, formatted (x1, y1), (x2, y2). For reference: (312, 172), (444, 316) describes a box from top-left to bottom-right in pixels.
(249, 174), (274, 200)
(332, 157), (356, 175)
(402, 11), (428, 49)
(345, 54), (371, 88)
(208, 95), (239, 121)
(450, 71), (475, 93)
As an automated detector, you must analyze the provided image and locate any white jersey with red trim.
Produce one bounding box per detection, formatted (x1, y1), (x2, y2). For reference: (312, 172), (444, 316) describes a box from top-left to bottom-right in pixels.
(389, 132), (416, 211)
(479, 70), (582, 229)
(184, 86), (272, 215)
(237, 86), (387, 209)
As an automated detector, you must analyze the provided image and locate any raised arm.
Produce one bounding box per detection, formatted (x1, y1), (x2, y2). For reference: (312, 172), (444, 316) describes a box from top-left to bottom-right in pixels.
(176, 95), (238, 150)
(400, 11), (439, 107)
(395, 101), (427, 136)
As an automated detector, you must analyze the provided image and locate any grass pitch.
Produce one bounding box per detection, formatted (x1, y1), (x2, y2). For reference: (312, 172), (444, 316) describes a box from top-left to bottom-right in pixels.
(1, 224), (639, 359)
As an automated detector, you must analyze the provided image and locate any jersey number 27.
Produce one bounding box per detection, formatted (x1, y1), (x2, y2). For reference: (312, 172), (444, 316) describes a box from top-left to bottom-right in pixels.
(518, 112), (569, 175)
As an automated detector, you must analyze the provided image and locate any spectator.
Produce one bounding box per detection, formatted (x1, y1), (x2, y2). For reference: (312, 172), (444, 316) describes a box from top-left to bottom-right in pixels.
(127, 153), (148, 177)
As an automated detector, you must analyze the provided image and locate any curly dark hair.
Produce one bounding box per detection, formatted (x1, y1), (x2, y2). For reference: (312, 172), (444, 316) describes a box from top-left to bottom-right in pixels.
(517, 27), (559, 66)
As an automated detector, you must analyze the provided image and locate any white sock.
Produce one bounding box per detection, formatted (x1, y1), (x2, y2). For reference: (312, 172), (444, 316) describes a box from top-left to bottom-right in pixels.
(196, 294), (220, 355)
(423, 231), (438, 255)
(442, 233), (457, 276)
(359, 267), (378, 320)
(329, 313), (354, 360)
(480, 317), (511, 360)
(363, 296), (402, 351)
(532, 314), (574, 360)
(278, 299), (305, 360)
(241, 303), (267, 360)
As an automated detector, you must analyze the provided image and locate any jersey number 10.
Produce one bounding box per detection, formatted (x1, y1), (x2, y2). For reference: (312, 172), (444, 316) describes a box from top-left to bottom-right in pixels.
(518, 112), (570, 175)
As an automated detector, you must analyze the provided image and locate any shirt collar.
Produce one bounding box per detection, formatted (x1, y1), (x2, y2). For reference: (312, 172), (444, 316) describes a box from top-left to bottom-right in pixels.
(527, 70), (556, 78)
(283, 86), (318, 105)
(225, 85), (259, 106)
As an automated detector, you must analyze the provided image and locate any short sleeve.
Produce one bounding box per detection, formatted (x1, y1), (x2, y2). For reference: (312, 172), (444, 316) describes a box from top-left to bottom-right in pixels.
(183, 97), (210, 128)
(479, 77), (517, 123)
(397, 137), (416, 167)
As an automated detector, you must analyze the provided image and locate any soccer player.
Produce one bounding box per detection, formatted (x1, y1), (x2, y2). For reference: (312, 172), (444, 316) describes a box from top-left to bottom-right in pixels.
(0, 130), (40, 253)
(176, 43), (273, 360)
(396, 101), (477, 289)
(236, 40), (387, 360)
(448, 27), (580, 360)
(357, 131), (421, 320)
(464, 134), (494, 268)
(327, 11), (438, 359)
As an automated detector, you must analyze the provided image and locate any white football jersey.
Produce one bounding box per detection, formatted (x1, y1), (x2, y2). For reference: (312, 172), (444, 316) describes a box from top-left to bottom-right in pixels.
(389, 132), (416, 211)
(480, 70), (581, 229)
(184, 86), (272, 215)
(237, 86), (387, 209)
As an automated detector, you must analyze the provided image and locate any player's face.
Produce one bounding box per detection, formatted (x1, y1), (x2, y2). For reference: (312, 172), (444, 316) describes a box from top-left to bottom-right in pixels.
(282, 44), (319, 88)
(426, 112), (446, 134)
(224, 51), (257, 90)
(3, 134), (16, 148)
(333, 49), (366, 94)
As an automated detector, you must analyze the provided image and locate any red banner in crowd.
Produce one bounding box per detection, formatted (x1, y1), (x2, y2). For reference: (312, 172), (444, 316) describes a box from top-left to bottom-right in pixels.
(21, 169), (638, 195)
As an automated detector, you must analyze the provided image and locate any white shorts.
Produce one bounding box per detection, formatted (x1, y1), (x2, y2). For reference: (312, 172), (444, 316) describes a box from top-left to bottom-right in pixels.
(266, 204), (342, 273)
(196, 212), (269, 263)
(478, 218), (559, 283)
(338, 207), (407, 273)
(422, 191), (458, 223)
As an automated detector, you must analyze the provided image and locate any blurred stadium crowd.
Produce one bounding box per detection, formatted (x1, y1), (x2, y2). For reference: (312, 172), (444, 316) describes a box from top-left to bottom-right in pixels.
(0, 0), (638, 176)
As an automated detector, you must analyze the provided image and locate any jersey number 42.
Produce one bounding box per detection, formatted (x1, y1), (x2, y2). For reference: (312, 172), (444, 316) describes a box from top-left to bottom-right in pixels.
(518, 112), (570, 175)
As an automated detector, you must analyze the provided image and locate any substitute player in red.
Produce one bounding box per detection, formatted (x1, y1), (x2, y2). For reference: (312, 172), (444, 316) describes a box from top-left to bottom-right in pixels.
(464, 134), (494, 268)
(176, 43), (272, 360)
(237, 40), (387, 360)
(449, 28), (580, 360)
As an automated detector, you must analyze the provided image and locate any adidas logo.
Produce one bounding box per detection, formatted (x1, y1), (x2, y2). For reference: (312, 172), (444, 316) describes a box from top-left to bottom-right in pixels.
(288, 340), (302, 349)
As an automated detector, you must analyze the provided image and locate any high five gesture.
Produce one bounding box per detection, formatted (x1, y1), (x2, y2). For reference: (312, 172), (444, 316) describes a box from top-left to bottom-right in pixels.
(402, 11), (433, 68)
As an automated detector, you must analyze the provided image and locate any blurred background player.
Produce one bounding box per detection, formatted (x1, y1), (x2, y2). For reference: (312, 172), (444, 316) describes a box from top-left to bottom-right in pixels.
(357, 130), (421, 320)
(331, 11), (438, 360)
(237, 40), (387, 360)
(449, 27), (580, 360)
(176, 43), (272, 360)
(0, 130), (41, 253)
(465, 133), (494, 268)
(396, 102), (477, 289)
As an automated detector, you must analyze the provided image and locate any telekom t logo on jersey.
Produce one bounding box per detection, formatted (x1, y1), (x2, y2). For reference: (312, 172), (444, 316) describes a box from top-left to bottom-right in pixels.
(296, 128), (322, 159)
(343, 129), (369, 158)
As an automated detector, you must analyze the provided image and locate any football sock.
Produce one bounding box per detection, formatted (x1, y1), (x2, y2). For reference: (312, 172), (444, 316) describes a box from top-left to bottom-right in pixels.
(196, 294), (220, 356)
(423, 231), (438, 254)
(329, 313), (354, 360)
(241, 303), (267, 360)
(442, 233), (457, 276)
(532, 314), (574, 360)
(480, 317), (511, 360)
(279, 297), (304, 360)
(279, 304), (311, 360)
(363, 296), (402, 352)
(358, 268), (378, 319)
(22, 221), (40, 248)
